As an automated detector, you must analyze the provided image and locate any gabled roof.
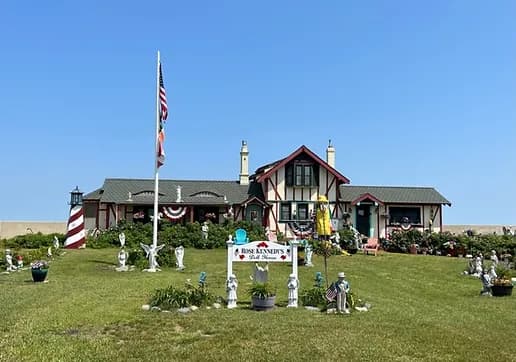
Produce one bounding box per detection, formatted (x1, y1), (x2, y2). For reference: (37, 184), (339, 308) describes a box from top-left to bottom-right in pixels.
(339, 185), (451, 205)
(351, 192), (384, 206)
(255, 145), (350, 184)
(84, 178), (255, 205)
(83, 187), (102, 200)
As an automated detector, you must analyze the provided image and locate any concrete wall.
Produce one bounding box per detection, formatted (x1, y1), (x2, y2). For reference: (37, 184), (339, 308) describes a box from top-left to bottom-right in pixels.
(0, 221), (67, 239)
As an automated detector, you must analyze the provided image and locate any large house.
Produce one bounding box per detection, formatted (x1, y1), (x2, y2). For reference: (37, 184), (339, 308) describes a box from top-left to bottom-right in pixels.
(83, 142), (451, 239)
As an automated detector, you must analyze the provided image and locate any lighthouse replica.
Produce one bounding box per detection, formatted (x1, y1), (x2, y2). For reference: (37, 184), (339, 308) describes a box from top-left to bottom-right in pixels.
(64, 186), (86, 249)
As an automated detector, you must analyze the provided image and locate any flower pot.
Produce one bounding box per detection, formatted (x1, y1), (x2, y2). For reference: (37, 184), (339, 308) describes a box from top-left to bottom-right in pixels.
(251, 295), (276, 311)
(31, 269), (48, 282)
(491, 285), (513, 297)
(409, 244), (418, 255)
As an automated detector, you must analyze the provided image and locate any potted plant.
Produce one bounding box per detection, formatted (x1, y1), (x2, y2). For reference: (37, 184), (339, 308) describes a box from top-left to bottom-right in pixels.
(247, 282), (276, 311)
(31, 260), (49, 282)
(491, 264), (514, 297)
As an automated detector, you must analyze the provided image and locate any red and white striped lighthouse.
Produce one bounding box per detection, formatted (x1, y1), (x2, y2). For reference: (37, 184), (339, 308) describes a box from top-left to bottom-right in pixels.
(64, 186), (86, 249)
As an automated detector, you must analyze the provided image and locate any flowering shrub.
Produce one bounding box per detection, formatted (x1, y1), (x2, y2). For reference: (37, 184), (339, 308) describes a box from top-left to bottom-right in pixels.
(31, 260), (49, 270)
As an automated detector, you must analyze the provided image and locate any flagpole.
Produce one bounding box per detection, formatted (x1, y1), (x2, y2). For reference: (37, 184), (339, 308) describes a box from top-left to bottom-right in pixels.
(152, 50), (161, 252)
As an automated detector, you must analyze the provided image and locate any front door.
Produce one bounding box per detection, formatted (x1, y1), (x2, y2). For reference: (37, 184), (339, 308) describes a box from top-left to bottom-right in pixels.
(356, 205), (370, 237)
(246, 204), (263, 224)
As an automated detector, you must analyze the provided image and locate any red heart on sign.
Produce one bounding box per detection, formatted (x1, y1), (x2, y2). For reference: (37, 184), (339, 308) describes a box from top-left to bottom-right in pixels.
(280, 255), (286, 260)
(239, 254), (245, 260)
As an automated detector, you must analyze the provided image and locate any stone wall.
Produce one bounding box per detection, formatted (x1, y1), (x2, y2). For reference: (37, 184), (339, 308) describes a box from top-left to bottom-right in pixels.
(0, 221), (67, 239)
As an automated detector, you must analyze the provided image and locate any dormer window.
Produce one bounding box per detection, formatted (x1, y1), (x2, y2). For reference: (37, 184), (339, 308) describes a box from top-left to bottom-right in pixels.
(191, 191), (219, 198)
(286, 161), (318, 186)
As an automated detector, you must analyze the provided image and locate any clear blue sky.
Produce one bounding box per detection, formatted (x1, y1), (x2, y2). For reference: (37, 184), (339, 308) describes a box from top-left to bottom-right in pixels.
(0, 1), (514, 225)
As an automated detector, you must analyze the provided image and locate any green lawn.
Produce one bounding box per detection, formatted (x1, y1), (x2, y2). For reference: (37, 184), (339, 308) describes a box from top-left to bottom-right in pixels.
(1, 249), (515, 361)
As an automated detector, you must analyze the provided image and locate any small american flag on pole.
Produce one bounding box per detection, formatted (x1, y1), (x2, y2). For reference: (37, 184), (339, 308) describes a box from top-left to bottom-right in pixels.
(157, 62), (168, 168)
(325, 283), (338, 302)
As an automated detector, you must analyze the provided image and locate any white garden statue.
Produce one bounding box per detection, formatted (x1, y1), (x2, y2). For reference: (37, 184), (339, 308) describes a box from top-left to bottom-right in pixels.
(287, 273), (299, 308)
(53, 236), (60, 249)
(5, 249), (17, 272)
(119, 232), (126, 248)
(473, 256), (483, 277)
(226, 274), (238, 309)
(304, 244), (314, 267)
(480, 268), (493, 296)
(175, 246), (185, 271)
(140, 243), (165, 272)
(336, 272), (350, 314)
(201, 222), (209, 240)
(116, 249), (129, 272)
(490, 250), (498, 266)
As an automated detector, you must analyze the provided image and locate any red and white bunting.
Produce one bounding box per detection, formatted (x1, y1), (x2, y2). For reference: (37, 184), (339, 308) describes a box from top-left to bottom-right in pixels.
(162, 206), (188, 220)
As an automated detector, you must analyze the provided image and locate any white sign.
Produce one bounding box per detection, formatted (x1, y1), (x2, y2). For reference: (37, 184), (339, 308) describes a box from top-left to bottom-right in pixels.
(232, 241), (291, 262)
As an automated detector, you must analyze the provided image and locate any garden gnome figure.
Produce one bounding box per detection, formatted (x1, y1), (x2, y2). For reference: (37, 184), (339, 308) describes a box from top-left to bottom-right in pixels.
(304, 244), (314, 267)
(226, 274), (238, 309)
(336, 272), (350, 314)
(175, 246), (185, 270)
(201, 222), (209, 240)
(116, 249), (129, 272)
(287, 273), (299, 308)
(5, 249), (17, 272)
(16, 255), (23, 269)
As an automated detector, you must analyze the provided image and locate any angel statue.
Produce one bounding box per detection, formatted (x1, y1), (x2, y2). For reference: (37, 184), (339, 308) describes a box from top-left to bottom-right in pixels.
(119, 232), (126, 248)
(140, 243), (165, 272)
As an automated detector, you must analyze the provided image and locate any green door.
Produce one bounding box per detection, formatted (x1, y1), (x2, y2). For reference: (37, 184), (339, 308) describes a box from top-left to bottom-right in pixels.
(356, 205), (370, 237)
(246, 204), (263, 224)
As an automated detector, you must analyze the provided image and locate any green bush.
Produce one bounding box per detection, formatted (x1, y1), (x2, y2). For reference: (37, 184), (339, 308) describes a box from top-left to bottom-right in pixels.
(87, 221), (152, 249)
(126, 245), (176, 269)
(384, 229), (516, 259)
(300, 286), (326, 308)
(4, 233), (65, 249)
(149, 279), (215, 309)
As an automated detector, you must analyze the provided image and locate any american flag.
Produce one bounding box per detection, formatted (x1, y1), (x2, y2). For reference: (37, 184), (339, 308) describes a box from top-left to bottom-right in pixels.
(325, 283), (338, 301)
(157, 62), (168, 168)
(159, 63), (168, 120)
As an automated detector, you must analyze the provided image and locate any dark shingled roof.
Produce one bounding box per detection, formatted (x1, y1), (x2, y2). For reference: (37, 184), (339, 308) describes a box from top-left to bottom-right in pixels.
(83, 187), (103, 200)
(84, 178), (256, 205)
(339, 185), (451, 205)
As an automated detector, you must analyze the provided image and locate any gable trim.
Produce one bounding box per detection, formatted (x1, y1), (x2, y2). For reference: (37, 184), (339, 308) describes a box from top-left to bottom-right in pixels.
(256, 145), (350, 184)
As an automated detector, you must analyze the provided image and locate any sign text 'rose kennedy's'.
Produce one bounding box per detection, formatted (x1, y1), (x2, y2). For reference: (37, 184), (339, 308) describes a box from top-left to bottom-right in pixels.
(232, 241), (291, 262)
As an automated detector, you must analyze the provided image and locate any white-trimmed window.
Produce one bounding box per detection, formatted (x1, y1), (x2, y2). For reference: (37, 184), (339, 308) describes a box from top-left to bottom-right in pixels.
(389, 207), (421, 225)
(280, 203), (291, 221)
